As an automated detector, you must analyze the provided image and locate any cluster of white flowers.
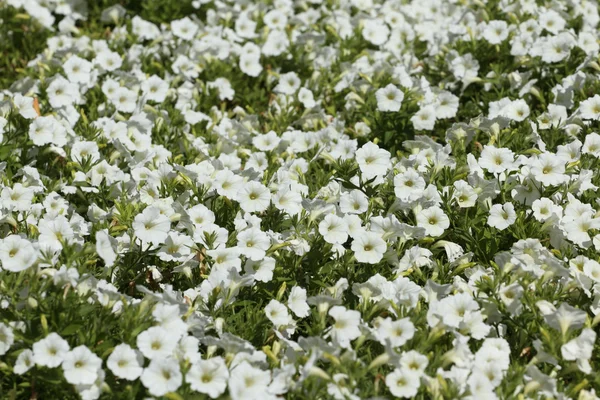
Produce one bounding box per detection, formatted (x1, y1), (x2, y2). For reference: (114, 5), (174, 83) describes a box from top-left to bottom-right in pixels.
(1, 0), (600, 398)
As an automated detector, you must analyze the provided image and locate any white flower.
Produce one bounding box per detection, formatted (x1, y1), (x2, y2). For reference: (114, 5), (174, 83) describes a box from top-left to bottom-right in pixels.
(582, 132), (600, 157)
(247, 152), (269, 172)
(434, 91), (459, 119)
(462, 311), (491, 339)
(400, 350), (428, 377)
(328, 306), (362, 348)
(298, 88), (316, 108)
(583, 259), (600, 283)
(273, 187), (303, 216)
(1, 183), (35, 212)
(237, 181), (271, 213)
(186, 358), (229, 398)
(0, 116), (6, 142)
(95, 230), (117, 268)
(62, 345), (102, 385)
(240, 53), (263, 77)
(319, 214), (349, 244)
(33, 333), (70, 368)
(503, 99), (530, 122)
(478, 145), (516, 174)
(188, 204), (216, 228)
(14, 349), (34, 375)
(47, 76), (79, 108)
(110, 87), (137, 114)
(194, 223), (229, 249)
(75, 368), (105, 400)
(253, 130), (280, 152)
(563, 211), (600, 247)
(54, 265), (79, 288)
(157, 232), (194, 262)
(561, 328), (596, 373)
(265, 300), (293, 327)
(71, 141), (100, 164)
(107, 343), (143, 380)
(63, 55), (92, 84)
(207, 248), (240, 273)
(263, 9), (287, 30)
(228, 361), (271, 400)
(468, 372), (496, 398)
(362, 19), (389, 45)
(0, 323), (14, 356)
(410, 105), (436, 130)
(274, 72), (301, 95)
(394, 168), (426, 202)
(0, 235), (37, 272)
(541, 33), (575, 63)
(245, 257), (275, 282)
(487, 203), (517, 230)
(173, 54), (200, 79)
(29, 116), (57, 146)
(375, 84), (404, 112)
(539, 9), (566, 34)
(416, 206), (450, 237)
(398, 246), (433, 272)
(438, 292), (479, 328)
(483, 20), (509, 44)
(385, 368), (421, 398)
(136, 326), (177, 360)
(529, 153), (567, 186)
(237, 227), (271, 261)
(475, 338), (511, 370)
(375, 317), (415, 347)
(354, 121), (371, 137)
(355, 142), (391, 179)
(38, 216), (74, 251)
(236, 15), (257, 38)
(141, 75), (169, 103)
(452, 180), (477, 208)
(12, 94), (38, 119)
(288, 286), (310, 318)
(539, 302), (587, 336)
(531, 198), (561, 222)
(94, 50), (122, 72)
(171, 17), (198, 40)
(340, 189), (369, 215)
(141, 358), (182, 396)
(539, 104), (568, 130)
(131, 16), (160, 39)
(580, 96), (600, 120)
(132, 207), (171, 246)
(208, 78), (235, 101)
(176, 336), (201, 364)
(351, 231), (387, 264)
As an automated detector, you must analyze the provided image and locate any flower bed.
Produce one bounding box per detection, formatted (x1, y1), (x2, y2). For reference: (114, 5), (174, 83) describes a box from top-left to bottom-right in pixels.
(1, 0), (600, 398)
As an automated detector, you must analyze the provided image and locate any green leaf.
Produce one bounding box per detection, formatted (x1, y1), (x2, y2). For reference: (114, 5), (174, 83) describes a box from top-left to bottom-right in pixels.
(61, 324), (83, 336)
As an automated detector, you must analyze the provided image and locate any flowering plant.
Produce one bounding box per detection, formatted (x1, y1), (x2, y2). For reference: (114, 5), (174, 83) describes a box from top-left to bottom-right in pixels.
(1, 0), (600, 398)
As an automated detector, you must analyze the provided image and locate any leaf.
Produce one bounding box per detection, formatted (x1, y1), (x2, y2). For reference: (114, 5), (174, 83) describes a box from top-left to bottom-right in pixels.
(129, 323), (151, 340)
(61, 324), (83, 336)
(335, 178), (361, 192)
